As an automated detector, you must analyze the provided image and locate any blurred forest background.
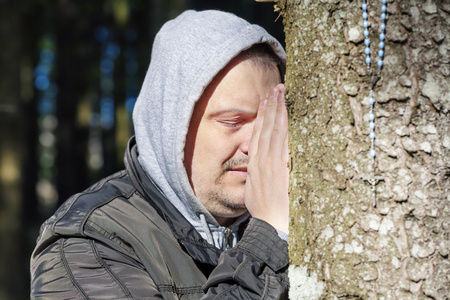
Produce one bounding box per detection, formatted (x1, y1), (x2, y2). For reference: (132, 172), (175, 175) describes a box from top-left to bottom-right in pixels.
(0, 0), (284, 298)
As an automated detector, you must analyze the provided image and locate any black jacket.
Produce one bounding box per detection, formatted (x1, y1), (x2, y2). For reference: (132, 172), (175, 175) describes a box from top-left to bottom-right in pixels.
(30, 138), (289, 299)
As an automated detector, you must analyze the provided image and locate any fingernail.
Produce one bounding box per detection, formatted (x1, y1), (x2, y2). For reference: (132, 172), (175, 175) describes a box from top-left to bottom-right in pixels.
(277, 89), (284, 102)
(270, 88), (278, 99)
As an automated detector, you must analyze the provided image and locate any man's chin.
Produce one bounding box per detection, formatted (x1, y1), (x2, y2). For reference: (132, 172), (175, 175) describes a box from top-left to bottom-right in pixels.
(223, 203), (247, 212)
(215, 196), (247, 215)
(201, 185), (247, 219)
(213, 207), (248, 226)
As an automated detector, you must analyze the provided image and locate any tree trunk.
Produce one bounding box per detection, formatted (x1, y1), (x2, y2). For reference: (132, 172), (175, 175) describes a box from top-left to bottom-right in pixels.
(279, 0), (450, 298)
(0, 1), (35, 299)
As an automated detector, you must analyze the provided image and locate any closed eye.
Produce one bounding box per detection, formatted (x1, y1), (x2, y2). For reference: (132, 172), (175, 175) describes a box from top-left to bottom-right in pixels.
(210, 110), (256, 130)
(218, 120), (244, 128)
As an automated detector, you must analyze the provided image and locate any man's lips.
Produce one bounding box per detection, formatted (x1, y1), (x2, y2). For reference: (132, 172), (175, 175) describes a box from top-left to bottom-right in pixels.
(227, 167), (248, 178)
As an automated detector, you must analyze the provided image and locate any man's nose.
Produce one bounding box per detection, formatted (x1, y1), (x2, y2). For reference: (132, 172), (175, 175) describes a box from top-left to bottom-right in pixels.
(239, 124), (254, 155)
(240, 140), (250, 155)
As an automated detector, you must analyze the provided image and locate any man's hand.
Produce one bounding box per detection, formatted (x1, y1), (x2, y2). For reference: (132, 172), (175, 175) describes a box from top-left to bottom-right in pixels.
(245, 84), (289, 233)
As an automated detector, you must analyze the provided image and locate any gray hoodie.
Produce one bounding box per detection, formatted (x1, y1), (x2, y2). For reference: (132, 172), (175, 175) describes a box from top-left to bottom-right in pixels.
(132, 10), (286, 249)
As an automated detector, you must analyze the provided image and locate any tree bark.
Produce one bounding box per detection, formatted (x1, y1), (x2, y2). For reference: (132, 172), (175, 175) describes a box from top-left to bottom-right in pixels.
(279, 0), (450, 298)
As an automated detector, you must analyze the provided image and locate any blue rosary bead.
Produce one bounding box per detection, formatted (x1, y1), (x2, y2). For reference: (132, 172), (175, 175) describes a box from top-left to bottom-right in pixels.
(362, 0), (386, 206)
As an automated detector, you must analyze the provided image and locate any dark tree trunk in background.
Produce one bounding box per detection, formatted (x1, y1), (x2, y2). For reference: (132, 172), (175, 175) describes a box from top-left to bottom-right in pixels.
(55, 2), (91, 203)
(280, 0), (449, 298)
(0, 1), (36, 299)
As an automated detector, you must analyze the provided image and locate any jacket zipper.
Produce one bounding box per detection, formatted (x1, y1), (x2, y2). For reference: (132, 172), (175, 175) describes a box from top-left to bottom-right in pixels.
(224, 228), (232, 249)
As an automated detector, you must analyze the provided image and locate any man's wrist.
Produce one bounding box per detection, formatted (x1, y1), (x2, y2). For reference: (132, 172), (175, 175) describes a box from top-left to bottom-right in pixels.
(235, 218), (289, 271)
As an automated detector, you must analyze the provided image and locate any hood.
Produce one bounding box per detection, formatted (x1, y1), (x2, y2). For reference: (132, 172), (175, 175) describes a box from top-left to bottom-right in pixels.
(132, 10), (286, 248)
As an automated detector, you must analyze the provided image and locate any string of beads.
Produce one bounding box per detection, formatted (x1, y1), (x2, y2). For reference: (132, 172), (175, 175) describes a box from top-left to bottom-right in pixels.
(361, 0), (387, 206)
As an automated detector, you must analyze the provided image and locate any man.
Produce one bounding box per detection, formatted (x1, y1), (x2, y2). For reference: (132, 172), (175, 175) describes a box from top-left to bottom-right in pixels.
(31, 10), (289, 299)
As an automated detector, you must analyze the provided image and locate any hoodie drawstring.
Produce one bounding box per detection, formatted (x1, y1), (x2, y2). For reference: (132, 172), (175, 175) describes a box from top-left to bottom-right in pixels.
(200, 214), (214, 245)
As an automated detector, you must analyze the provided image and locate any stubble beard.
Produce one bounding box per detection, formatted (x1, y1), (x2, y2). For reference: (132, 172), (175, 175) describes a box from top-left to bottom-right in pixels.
(207, 188), (247, 212)
(202, 156), (249, 218)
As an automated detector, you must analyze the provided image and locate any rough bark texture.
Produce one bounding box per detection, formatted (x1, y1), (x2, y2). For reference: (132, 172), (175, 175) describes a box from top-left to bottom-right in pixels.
(279, 0), (450, 299)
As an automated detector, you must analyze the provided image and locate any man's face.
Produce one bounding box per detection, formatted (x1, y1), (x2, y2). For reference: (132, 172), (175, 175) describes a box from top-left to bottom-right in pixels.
(184, 57), (281, 226)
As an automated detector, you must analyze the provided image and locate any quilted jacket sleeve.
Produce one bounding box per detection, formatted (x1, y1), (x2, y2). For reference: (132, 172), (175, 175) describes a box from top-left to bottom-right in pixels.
(201, 218), (289, 299)
(30, 238), (163, 299)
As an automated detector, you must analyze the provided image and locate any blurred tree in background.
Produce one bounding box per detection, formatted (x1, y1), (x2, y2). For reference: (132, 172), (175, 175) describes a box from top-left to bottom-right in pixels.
(0, 0), (283, 298)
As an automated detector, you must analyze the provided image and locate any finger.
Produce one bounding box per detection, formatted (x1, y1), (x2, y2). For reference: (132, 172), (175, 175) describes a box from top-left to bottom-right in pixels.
(257, 87), (280, 157)
(268, 85), (288, 160)
(248, 96), (267, 158)
(282, 131), (289, 164)
(277, 84), (289, 164)
(277, 84), (285, 97)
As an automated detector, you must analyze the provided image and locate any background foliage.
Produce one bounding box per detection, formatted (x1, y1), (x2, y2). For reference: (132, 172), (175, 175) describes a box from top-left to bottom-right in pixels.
(0, 1), (283, 298)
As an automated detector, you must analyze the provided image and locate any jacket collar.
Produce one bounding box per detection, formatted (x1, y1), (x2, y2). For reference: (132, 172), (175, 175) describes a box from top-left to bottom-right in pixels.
(124, 136), (224, 266)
